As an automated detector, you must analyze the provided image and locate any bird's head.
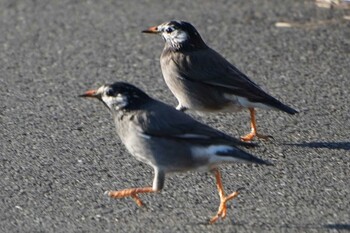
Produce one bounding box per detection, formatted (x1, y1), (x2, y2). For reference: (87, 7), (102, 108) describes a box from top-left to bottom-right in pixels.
(79, 82), (151, 111)
(142, 21), (207, 51)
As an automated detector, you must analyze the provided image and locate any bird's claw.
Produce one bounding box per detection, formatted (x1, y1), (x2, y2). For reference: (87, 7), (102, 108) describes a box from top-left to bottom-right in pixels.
(241, 132), (273, 142)
(131, 194), (145, 207)
(209, 190), (240, 224)
(104, 188), (152, 207)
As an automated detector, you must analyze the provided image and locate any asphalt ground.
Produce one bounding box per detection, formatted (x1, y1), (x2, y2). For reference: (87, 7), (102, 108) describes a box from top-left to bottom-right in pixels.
(1, 0), (349, 232)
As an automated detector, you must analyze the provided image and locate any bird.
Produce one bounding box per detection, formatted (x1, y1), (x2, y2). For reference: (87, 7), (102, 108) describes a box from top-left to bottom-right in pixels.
(142, 20), (298, 141)
(79, 81), (271, 224)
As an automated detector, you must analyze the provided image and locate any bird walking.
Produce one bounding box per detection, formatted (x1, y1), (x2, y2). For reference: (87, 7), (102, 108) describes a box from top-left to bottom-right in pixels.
(80, 82), (271, 224)
(142, 21), (298, 141)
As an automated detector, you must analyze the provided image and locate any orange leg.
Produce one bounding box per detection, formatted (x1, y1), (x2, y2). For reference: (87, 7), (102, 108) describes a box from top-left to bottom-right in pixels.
(209, 168), (240, 224)
(106, 187), (154, 207)
(241, 108), (272, 142)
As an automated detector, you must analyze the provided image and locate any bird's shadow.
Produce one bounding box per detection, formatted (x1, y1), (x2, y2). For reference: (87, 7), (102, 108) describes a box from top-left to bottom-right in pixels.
(324, 223), (350, 230)
(189, 222), (350, 230)
(283, 141), (350, 151)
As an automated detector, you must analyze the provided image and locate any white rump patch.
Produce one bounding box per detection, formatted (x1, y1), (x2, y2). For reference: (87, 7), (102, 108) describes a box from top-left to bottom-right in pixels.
(237, 96), (274, 110)
(191, 145), (244, 164)
(191, 145), (233, 158)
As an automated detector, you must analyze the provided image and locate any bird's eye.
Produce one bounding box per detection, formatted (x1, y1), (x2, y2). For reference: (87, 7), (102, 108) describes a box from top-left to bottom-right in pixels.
(165, 27), (174, 33)
(106, 89), (114, 96)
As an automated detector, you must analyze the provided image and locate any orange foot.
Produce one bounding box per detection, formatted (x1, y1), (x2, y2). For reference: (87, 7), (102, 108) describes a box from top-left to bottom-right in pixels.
(209, 168), (242, 224)
(241, 131), (273, 142)
(106, 187), (154, 207)
(241, 108), (273, 142)
(209, 190), (240, 224)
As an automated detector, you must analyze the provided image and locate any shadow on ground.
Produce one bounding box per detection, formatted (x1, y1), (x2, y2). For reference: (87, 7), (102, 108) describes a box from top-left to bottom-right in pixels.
(284, 142), (350, 151)
(324, 223), (350, 230)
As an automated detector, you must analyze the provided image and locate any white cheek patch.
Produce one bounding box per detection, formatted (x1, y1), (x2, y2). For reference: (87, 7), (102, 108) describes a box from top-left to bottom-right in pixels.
(162, 30), (188, 45)
(102, 94), (128, 110)
(172, 30), (188, 43)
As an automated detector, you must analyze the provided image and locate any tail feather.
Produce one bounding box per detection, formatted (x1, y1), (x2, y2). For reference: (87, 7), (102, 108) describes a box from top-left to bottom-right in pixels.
(216, 148), (272, 165)
(275, 102), (298, 115)
(267, 96), (298, 115)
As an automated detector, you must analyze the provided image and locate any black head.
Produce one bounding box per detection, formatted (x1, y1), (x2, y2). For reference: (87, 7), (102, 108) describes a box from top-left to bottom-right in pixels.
(80, 82), (151, 111)
(142, 20), (207, 51)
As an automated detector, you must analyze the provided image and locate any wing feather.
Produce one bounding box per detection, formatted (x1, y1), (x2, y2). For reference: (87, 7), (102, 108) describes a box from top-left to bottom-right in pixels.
(131, 100), (254, 147)
(169, 47), (297, 113)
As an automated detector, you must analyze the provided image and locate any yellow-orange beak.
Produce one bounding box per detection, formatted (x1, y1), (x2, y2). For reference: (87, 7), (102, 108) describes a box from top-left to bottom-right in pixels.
(79, 89), (98, 98)
(142, 26), (159, 34)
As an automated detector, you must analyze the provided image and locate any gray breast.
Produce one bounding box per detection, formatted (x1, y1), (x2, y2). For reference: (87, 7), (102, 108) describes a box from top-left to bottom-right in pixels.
(113, 112), (201, 172)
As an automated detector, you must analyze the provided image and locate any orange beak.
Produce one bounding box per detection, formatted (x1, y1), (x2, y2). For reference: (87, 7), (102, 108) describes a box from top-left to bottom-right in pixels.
(142, 26), (159, 34)
(79, 89), (98, 98)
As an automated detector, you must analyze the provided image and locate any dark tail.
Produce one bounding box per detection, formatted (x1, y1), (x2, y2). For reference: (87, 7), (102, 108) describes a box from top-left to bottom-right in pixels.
(217, 148), (272, 165)
(266, 95), (299, 115)
(276, 102), (299, 115)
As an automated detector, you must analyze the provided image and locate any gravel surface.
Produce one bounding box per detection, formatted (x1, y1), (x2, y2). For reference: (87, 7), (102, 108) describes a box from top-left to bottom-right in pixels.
(1, 0), (349, 232)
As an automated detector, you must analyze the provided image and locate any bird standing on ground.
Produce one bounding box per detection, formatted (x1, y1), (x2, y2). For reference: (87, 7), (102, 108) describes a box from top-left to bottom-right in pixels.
(80, 82), (271, 224)
(142, 20), (298, 141)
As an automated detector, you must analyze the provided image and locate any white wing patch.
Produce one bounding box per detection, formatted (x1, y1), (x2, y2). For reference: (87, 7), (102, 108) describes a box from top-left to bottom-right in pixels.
(134, 125), (151, 139)
(138, 132), (151, 139)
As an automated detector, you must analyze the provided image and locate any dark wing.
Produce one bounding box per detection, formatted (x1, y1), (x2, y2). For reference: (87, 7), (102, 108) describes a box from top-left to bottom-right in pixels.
(132, 100), (255, 148)
(170, 48), (298, 114)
